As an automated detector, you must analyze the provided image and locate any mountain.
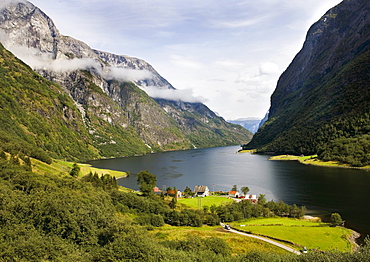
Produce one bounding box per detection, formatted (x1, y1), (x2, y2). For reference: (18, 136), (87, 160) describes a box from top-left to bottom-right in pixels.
(0, 1), (252, 161)
(246, 0), (370, 166)
(227, 118), (261, 134)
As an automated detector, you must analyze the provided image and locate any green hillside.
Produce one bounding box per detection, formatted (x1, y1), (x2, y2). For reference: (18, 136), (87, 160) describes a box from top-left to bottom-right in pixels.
(0, 153), (369, 261)
(0, 43), (100, 162)
(246, 0), (370, 167)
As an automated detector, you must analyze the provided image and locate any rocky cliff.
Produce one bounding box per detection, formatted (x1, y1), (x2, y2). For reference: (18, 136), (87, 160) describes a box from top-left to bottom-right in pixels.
(246, 0), (370, 166)
(0, 1), (252, 160)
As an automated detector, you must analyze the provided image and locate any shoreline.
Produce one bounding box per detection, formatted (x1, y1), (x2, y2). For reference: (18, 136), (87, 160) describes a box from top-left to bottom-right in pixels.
(268, 155), (370, 170)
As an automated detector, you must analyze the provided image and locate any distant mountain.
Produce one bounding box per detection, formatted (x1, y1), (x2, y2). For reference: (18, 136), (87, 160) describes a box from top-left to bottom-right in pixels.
(228, 118), (261, 134)
(0, 1), (252, 161)
(246, 0), (370, 166)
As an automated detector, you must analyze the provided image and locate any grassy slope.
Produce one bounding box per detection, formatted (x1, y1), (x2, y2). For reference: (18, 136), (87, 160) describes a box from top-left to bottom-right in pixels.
(231, 217), (353, 252)
(151, 225), (289, 256)
(269, 155), (370, 169)
(178, 196), (234, 209)
(30, 158), (127, 178)
(178, 197), (353, 253)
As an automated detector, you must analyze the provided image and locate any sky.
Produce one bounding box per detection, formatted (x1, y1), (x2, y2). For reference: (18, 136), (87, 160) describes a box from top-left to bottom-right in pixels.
(24, 0), (342, 120)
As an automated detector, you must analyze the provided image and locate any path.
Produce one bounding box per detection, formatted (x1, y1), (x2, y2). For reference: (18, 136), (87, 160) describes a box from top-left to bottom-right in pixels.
(221, 224), (301, 255)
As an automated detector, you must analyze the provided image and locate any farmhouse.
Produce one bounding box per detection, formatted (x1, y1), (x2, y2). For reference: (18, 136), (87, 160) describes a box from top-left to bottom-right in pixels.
(193, 185), (210, 197)
(244, 194), (258, 203)
(229, 190), (240, 198)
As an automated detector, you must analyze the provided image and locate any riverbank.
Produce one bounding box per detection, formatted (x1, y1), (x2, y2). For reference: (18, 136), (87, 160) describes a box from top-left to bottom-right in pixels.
(269, 155), (370, 170)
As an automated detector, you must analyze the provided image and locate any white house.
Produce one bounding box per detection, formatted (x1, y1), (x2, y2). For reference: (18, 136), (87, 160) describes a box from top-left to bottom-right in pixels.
(228, 190), (240, 198)
(244, 194), (258, 203)
(193, 185), (210, 197)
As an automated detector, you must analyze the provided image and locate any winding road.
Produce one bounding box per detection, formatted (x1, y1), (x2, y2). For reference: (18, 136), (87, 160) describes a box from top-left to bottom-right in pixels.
(221, 224), (302, 255)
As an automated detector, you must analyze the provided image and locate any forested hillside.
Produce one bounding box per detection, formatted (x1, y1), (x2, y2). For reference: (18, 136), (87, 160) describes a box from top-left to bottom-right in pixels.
(1, 151), (370, 261)
(0, 43), (100, 162)
(246, 0), (370, 166)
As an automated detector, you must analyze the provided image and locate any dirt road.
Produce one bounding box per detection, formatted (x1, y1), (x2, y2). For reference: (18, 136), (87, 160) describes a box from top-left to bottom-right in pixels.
(221, 224), (302, 255)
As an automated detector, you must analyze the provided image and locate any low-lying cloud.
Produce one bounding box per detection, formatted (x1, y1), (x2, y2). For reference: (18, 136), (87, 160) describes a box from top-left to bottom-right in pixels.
(103, 67), (153, 82)
(143, 86), (207, 103)
(1, 41), (153, 82)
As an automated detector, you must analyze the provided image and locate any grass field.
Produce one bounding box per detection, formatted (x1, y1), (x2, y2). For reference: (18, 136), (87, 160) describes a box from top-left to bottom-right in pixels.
(178, 196), (233, 209)
(269, 155), (370, 169)
(151, 225), (289, 255)
(30, 158), (128, 178)
(231, 217), (354, 252)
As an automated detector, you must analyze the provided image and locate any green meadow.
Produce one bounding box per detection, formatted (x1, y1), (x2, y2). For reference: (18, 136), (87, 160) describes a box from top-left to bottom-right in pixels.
(30, 158), (128, 178)
(231, 217), (354, 252)
(178, 196), (234, 209)
(151, 225), (289, 255)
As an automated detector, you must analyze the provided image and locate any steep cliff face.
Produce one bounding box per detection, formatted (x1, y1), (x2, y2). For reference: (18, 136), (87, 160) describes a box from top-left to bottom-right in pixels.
(0, 1), (251, 160)
(247, 0), (370, 165)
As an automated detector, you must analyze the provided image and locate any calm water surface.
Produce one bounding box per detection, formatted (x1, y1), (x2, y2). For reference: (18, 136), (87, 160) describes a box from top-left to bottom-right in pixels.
(89, 146), (370, 236)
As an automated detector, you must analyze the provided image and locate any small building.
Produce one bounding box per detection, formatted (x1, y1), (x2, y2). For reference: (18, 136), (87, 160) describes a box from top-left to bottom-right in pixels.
(193, 185), (210, 197)
(153, 187), (161, 194)
(166, 189), (182, 198)
(244, 194), (258, 203)
(229, 190), (240, 198)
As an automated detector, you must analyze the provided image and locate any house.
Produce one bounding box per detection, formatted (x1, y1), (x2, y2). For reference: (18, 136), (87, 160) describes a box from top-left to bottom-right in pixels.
(193, 185), (210, 197)
(244, 194), (258, 203)
(153, 187), (162, 195)
(166, 189), (182, 198)
(229, 191), (240, 198)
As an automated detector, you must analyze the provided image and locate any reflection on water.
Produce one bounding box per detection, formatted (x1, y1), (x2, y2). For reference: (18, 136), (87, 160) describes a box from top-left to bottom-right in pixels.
(88, 146), (370, 236)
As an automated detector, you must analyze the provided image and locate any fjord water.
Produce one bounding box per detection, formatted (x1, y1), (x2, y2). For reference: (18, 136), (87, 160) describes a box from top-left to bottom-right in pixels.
(89, 146), (370, 236)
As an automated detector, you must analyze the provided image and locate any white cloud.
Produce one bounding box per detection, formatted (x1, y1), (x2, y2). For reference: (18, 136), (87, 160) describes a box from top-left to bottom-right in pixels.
(215, 59), (245, 68)
(1, 42), (153, 82)
(3, 0), (344, 119)
(209, 16), (269, 29)
(2, 44), (99, 72)
(170, 55), (203, 70)
(259, 62), (280, 75)
(143, 86), (207, 103)
(103, 67), (153, 82)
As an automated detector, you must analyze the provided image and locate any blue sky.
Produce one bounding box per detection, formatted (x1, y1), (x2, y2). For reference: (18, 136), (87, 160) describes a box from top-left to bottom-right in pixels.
(29, 0), (343, 120)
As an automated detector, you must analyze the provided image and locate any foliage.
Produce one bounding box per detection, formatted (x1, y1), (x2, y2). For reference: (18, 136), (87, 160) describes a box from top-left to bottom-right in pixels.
(69, 163), (80, 177)
(0, 154), (368, 261)
(81, 171), (118, 190)
(0, 43), (99, 162)
(330, 213), (343, 227)
(183, 186), (193, 197)
(137, 170), (157, 196)
(241, 186), (250, 195)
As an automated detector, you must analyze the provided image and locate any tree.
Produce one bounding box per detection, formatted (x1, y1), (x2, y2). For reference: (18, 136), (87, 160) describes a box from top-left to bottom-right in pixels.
(69, 163), (80, 177)
(258, 194), (266, 206)
(241, 186), (250, 196)
(330, 213), (343, 227)
(169, 197), (177, 209)
(231, 185), (238, 191)
(184, 186), (193, 198)
(137, 171), (157, 197)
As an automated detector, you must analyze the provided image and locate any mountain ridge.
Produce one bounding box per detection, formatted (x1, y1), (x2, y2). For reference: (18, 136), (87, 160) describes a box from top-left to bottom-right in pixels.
(0, 0), (252, 161)
(246, 0), (370, 166)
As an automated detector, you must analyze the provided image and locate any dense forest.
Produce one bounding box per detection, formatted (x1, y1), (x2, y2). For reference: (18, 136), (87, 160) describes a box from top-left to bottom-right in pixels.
(1, 152), (370, 261)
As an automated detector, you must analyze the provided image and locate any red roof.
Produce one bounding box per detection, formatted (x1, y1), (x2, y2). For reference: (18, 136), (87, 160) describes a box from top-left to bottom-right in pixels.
(229, 191), (238, 195)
